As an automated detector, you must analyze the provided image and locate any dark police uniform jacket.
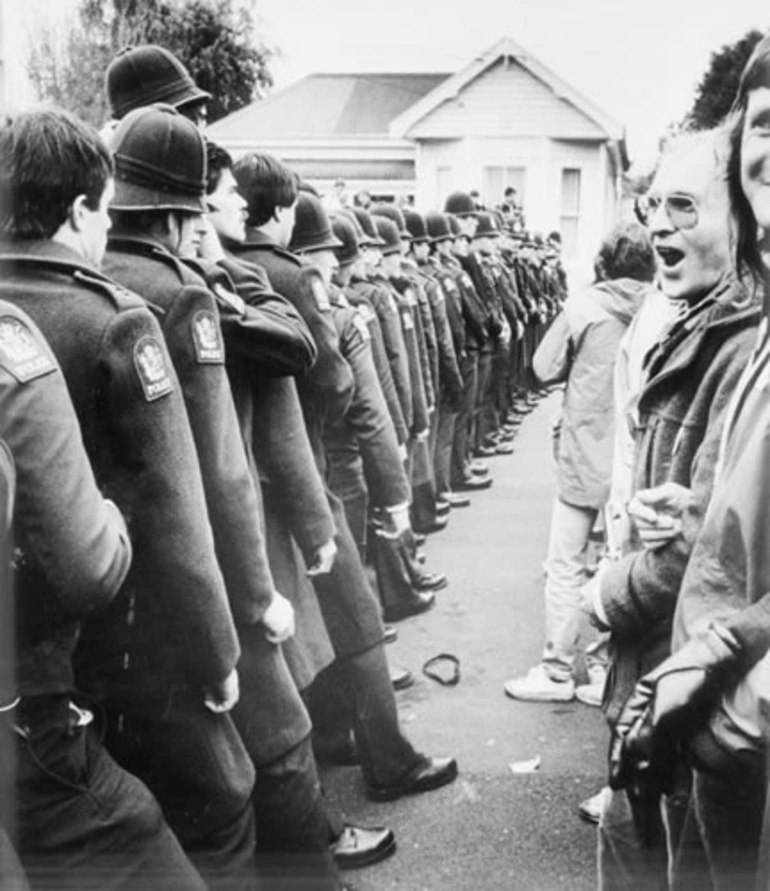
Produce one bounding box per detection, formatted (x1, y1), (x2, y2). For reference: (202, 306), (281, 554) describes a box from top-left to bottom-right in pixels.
(0, 301), (131, 699)
(229, 232), (384, 660)
(327, 288), (411, 510)
(104, 233), (276, 631)
(0, 241), (239, 693)
(355, 275), (413, 434)
(345, 281), (409, 446)
(213, 251), (335, 704)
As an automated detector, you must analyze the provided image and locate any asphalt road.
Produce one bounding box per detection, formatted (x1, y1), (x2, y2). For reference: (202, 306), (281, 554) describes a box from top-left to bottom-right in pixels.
(321, 393), (609, 891)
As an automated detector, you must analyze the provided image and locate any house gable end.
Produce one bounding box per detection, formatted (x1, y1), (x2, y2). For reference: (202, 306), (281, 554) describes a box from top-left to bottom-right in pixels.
(404, 58), (607, 140)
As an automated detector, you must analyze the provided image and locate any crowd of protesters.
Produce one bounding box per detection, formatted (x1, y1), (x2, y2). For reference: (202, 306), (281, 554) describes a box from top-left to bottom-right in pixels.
(0, 43), (564, 891)
(7, 27), (770, 891)
(500, 31), (770, 891)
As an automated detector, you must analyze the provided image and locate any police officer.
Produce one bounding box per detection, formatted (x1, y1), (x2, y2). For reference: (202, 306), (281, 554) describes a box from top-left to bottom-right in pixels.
(403, 208), (465, 502)
(200, 142), (396, 876)
(441, 213), (494, 490)
(230, 155), (458, 802)
(0, 109), (235, 888)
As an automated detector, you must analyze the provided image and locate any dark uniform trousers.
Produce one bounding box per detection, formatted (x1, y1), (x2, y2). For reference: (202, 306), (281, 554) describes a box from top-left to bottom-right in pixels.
(0, 282), (207, 890)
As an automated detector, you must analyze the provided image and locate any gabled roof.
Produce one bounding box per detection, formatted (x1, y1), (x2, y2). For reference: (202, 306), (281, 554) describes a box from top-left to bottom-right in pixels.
(389, 36), (624, 142)
(207, 73), (449, 140)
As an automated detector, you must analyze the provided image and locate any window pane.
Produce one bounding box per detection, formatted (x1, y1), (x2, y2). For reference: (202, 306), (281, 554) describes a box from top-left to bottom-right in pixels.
(561, 169), (581, 216)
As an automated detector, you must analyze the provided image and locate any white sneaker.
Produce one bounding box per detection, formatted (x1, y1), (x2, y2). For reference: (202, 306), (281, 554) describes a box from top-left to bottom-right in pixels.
(503, 665), (575, 702)
(575, 662), (607, 707)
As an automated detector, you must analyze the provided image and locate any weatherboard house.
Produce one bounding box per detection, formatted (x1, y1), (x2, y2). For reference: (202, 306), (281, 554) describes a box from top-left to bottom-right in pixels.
(207, 36), (628, 268)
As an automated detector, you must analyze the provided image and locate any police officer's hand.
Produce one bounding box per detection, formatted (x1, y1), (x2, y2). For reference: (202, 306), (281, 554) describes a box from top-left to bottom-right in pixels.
(262, 591), (295, 644)
(307, 538), (337, 577)
(203, 668), (240, 713)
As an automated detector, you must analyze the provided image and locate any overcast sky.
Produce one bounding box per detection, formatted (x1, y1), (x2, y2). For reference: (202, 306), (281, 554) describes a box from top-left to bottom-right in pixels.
(256, 0), (770, 171)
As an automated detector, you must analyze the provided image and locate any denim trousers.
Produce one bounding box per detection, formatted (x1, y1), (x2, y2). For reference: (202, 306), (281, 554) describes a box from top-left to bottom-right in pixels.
(541, 497), (598, 681)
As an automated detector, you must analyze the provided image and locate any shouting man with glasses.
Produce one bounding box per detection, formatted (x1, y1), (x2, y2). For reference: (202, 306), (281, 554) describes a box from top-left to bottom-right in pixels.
(582, 129), (760, 888)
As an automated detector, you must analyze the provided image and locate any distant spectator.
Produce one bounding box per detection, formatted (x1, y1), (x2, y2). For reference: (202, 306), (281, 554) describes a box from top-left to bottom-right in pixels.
(353, 189), (372, 209)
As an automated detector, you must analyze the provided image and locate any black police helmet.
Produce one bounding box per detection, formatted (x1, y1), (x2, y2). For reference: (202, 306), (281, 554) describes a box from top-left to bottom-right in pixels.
(289, 191), (342, 254)
(443, 191), (476, 217)
(106, 45), (211, 121)
(109, 104), (207, 213)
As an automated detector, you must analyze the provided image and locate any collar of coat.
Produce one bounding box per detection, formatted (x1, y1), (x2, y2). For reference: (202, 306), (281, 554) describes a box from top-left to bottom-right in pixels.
(641, 273), (760, 395)
(232, 228), (301, 267)
(0, 238), (139, 310)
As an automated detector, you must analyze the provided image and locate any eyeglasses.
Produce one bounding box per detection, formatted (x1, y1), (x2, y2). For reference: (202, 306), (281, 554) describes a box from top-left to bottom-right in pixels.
(634, 194), (698, 230)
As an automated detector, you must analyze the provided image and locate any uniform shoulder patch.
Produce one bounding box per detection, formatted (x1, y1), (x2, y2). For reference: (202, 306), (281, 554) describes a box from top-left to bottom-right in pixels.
(357, 302), (376, 323)
(213, 282), (245, 316)
(0, 316), (57, 383)
(401, 309), (415, 331)
(134, 335), (174, 402)
(191, 310), (225, 365)
(311, 277), (332, 312)
(352, 311), (371, 342)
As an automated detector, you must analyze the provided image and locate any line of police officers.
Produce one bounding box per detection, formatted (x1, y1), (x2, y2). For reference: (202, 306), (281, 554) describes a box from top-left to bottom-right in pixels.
(0, 43), (566, 891)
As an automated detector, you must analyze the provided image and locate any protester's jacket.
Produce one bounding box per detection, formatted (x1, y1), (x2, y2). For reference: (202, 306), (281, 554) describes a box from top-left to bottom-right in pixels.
(346, 280), (409, 445)
(0, 240), (239, 691)
(0, 300), (131, 698)
(535, 277), (650, 508)
(599, 275), (760, 723)
(104, 234), (274, 627)
(674, 317), (770, 666)
(327, 287), (411, 508)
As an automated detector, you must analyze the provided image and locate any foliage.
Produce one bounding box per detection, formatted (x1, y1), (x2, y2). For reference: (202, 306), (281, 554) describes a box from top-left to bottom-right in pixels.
(27, 0), (273, 127)
(682, 29), (764, 130)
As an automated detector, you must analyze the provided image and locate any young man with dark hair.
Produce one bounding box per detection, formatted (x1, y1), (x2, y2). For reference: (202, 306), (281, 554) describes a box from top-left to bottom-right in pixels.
(0, 107), (222, 889)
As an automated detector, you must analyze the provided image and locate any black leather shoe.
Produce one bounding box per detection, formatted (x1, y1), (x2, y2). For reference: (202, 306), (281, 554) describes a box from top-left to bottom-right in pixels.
(366, 756), (459, 802)
(391, 667), (414, 691)
(469, 460), (489, 475)
(383, 590), (435, 622)
(455, 474), (492, 491)
(383, 625), (398, 645)
(413, 571), (448, 593)
(474, 444), (497, 457)
(330, 825), (396, 870)
(413, 516), (448, 535)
